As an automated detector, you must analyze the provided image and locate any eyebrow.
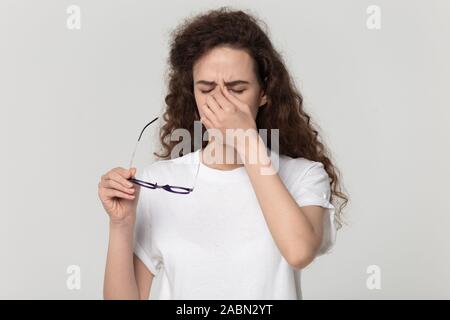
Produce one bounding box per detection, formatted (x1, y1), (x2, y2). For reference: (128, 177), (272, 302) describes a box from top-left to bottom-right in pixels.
(195, 80), (250, 86)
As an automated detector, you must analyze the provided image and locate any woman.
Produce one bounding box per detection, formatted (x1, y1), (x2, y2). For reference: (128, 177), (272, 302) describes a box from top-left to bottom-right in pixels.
(98, 7), (348, 300)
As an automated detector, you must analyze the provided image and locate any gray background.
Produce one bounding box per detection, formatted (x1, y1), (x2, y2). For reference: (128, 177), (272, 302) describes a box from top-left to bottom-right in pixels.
(1, 0), (449, 299)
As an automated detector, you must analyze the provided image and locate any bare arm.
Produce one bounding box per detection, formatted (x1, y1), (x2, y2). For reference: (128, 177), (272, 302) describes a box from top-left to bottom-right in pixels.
(99, 167), (154, 300)
(237, 134), (325, 270)
(103, 220), (155, 300)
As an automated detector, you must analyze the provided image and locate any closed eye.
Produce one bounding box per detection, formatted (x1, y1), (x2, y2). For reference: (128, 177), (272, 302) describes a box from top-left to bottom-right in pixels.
(200, 88), (245, 94)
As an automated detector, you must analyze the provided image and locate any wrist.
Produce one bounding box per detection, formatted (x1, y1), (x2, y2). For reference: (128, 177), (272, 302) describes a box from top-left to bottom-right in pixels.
(109, 217), (136, 231)
(236, 132), (262, 162)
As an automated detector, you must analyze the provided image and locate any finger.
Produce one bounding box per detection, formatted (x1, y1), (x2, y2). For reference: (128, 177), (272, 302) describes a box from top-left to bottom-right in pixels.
(104, 188), (136, 200)
(201, 115), (214, 130)
(114, 167), (134, 179)
(221, 84), (246, 110)
(108, 171), (134, 188)
(104, 179), (135, 195)
(205, 94), (224, 117)
(201, 102), (220, 126)
(215, 85), (235, 112)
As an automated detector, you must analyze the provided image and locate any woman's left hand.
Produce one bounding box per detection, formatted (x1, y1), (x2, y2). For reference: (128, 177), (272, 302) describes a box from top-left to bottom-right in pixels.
(199, 82), (258, 149)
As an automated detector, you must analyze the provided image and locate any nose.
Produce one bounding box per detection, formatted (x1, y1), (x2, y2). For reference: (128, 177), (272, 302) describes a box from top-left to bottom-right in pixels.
(210, 86), (221, 95)
(211, 82), (226, 95)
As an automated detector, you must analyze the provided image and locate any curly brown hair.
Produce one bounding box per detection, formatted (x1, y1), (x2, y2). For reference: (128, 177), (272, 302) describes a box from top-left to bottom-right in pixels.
(156, 6), (348, 228)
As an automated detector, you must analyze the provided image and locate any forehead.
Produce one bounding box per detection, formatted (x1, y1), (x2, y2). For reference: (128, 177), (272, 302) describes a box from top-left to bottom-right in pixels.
(193, 46), (256, 82)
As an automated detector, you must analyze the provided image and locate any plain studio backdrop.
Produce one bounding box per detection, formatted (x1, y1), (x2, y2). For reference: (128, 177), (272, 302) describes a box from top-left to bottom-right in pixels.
(1, 0), (449, 299)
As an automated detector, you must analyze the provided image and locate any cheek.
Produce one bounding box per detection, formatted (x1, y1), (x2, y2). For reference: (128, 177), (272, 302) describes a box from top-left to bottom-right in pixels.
(239, 91), (259, 112)
(238, 92), (253, 104)
(199, 101), (207, 117)
(194, 92), (205, 116)
(197, 106), (204, 118)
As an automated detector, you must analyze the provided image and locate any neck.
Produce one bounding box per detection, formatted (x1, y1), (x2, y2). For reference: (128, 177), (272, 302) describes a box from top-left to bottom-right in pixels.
(201, 138), (244, 170)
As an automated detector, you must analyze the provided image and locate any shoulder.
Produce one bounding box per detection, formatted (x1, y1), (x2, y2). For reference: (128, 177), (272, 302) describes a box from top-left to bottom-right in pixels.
(277, 154), (333, 210)
(276, 153), (328, 184)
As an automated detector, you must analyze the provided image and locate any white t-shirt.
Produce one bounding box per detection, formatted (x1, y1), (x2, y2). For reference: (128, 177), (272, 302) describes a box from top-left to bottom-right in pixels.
(133, 148), (337, 299)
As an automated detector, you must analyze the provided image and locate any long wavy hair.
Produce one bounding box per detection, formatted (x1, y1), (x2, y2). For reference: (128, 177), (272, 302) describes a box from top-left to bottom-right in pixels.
(156, 6), (348, 228)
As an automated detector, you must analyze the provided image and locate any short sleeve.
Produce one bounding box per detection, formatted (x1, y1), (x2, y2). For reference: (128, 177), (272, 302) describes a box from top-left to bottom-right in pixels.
(133, 168), (162, 276)
(290, 161), (337, 256)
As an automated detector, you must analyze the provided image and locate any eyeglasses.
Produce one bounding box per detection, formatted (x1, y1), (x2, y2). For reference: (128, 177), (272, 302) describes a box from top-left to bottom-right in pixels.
(127, 116), (200, 194)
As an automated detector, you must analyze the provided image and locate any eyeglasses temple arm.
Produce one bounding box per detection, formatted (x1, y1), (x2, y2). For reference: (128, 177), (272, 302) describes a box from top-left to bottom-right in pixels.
(129, 139), (139, 169)
(128, 116), (159, 170)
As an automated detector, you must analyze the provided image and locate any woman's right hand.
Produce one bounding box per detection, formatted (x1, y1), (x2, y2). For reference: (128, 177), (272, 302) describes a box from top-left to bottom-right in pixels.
(98, 167), (141, 225)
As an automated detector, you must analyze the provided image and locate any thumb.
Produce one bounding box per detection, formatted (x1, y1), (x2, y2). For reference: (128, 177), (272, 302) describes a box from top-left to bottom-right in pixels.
(221, 83), (251, 113)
